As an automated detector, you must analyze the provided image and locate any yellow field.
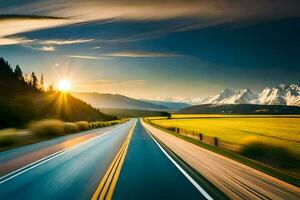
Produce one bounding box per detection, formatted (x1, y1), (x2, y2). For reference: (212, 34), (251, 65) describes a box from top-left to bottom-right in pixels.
(149, 114), (300, 154)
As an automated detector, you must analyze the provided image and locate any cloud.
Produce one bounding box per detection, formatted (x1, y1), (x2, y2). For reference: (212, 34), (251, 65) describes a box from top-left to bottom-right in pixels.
(66, 55), (106, 60)
(104, 50), (181, 58)
(92, 46), (101, 49)
(40, 39), (94, 45)
(3, 1), (299, 23)
(0, 15), (70, 38)
(32, 46), (55, 51)
(0, 36), (35, 45)
(0, 1), (299, 47)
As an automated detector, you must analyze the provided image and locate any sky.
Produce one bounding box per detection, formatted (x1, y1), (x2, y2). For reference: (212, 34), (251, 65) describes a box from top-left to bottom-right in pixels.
(0, 0), (300, 101)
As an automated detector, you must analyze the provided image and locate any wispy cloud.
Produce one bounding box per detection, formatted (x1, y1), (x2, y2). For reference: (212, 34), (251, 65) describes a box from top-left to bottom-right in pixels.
(40, 39), (94, 45)
(1, 1), (298, 39)
(3, 1), (299, 23)
(0, 36), (35, 45)
(92, 46), (101, 49)
(0, 1), (299, 48)
(31, 46), (55, 51)
(0, 15), (69, 38)
(104, 50), (181, 58)
(66, 55), (106, 60)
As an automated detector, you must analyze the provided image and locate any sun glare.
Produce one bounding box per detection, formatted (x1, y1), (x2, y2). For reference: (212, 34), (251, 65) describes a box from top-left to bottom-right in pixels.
(57, 80), (71, 92)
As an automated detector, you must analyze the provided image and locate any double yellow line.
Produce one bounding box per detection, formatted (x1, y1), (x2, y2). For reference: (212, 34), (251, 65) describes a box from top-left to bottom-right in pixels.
(92, 120), (137, 200)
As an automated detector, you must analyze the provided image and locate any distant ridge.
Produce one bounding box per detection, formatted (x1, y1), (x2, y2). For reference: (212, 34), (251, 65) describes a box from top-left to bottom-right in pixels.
(71, 92), (169, 110)
(140, 99), (190, 110)
(177, 104), (300, 114)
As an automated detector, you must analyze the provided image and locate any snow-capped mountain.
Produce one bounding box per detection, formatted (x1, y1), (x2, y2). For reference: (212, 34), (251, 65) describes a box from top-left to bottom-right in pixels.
(202, 88), (235, 104)
(196, 84), (300, 106)
(258, 84), (300, 106)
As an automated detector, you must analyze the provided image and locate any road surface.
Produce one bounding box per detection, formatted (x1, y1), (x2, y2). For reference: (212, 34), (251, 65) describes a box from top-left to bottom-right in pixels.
(142, 120), (300, 200)
(113, 119), (210, 200)
(0, 120), (135, 200)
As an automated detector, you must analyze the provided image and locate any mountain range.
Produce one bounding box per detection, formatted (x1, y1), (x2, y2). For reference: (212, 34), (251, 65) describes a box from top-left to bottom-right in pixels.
(71, 92), (189, 111)
(196, 84), (300, 106)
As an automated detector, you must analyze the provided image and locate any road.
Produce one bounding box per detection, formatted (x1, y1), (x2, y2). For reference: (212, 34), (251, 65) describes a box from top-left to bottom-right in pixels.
(1, 118), (297, 200)
(142, 120), (300, 200)
(113, 119), (210, 200)
(0, 120), (135, 200)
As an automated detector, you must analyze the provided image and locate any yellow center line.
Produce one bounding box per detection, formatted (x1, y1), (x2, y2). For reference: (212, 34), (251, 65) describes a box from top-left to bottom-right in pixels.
(92, 120), (137, 200)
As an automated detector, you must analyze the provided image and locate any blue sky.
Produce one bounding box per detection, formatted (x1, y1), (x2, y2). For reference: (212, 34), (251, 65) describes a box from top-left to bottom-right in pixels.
(0, 0), (299, 100)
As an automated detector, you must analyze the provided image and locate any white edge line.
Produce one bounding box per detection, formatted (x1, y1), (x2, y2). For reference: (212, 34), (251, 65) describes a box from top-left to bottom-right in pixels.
(143, 124), (214, 200)
(0, 122), (131, 184)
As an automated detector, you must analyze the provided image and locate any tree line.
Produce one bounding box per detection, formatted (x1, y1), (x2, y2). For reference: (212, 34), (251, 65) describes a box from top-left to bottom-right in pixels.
(0, 57), (55, 94)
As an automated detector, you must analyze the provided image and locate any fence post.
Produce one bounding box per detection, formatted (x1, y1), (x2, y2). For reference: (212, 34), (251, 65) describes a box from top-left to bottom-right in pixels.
(199, 133), (203, 141)
(214, 137), (218, 146)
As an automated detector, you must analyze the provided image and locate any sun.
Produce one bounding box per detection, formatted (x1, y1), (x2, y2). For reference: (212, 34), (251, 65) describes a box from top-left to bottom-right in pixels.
(57, 80), (71, 92)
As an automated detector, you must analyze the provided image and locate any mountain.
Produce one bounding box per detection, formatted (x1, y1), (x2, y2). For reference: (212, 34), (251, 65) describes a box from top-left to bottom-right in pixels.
(71, 92), (168, 110)
(177, 104), (300, 114)
(0, 57), (115, 128)
(141, 99), (190, 110)
(196, 84), (300, 106)
(202, 88), (235, 104)
(258, 84), (300, 106)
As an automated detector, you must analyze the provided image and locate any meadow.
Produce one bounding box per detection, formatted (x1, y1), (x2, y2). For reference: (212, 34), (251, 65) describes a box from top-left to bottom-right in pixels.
(149, 114), (300, 155)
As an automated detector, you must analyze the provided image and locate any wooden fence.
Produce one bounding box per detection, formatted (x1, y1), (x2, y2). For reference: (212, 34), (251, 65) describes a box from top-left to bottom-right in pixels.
(145, 119), (239, 152)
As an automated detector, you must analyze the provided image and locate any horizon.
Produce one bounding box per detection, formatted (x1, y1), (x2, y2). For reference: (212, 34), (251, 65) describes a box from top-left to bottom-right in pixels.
(0, 0), (300, 100)
(69, 82), (300, 104)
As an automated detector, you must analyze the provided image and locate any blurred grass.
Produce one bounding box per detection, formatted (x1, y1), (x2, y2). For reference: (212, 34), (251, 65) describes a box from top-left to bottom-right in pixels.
(75, 121), (90, 131)
(0, 118), (128, 151)
(0, 129), (19, 146)
(240, 137), (299, 169)
(64, 122), (79, 133)
(28, 119), (65, 137)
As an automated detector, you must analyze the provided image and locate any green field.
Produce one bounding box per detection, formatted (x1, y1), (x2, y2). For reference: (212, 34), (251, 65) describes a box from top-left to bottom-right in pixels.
(149, 114), (300, 155)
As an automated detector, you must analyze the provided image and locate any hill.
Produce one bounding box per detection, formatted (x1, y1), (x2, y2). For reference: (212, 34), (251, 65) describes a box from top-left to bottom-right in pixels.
(140, 99), (190, 110)
(71, 92), (168, 110)
(177, 104), (300, 114)
(0, 57), (115, 128)
(101, 108), (170, 118)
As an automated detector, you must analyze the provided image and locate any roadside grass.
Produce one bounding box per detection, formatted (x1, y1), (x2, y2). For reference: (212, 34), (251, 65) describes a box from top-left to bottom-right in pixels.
(28, 119), (65, 137)
(0, 129), (19, 146)
(143, 116), (300, 187)
(0, 118), (128, 152)
(75, 121), (90, 131)
(63, 122), (79, 133)
(240, 137), (298, 169)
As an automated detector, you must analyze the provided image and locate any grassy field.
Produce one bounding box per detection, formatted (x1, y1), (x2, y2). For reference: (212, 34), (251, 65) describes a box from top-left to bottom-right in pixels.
(149, 114), (300, 155)
(146, 114), (300, 185)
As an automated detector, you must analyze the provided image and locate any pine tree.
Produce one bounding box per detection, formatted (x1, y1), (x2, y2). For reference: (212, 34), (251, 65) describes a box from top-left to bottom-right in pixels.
(31, 72), (38, 89)
(14, 65), (23, 81)
(40, 73), (44, 91)
(48, 83), (54, 93)
(24, 73), (28, 83)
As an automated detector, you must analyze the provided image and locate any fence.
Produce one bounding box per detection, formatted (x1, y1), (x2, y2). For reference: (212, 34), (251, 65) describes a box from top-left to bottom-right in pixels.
(145, 119), (239, 152)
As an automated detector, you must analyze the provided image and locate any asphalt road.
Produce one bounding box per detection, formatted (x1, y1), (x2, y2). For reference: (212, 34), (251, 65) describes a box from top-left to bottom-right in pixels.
(142, 120), (300, 200)
(0, 120), (135, 200)
(113, 119), (210, 200)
